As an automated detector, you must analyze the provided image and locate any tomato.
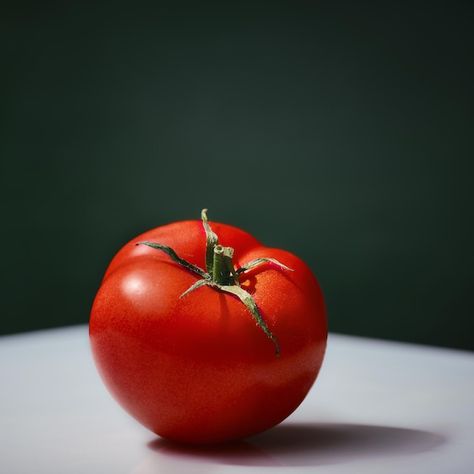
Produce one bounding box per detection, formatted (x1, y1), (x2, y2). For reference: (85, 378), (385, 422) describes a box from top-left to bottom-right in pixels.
(89, 210), (327, 444)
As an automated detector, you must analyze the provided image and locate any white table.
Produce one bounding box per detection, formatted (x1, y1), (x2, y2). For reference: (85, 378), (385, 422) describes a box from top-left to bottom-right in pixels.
(1, 326), (473, 474)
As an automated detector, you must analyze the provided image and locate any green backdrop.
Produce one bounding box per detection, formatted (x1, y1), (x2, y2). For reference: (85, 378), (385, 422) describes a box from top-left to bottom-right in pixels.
(2, 1), (473, 350)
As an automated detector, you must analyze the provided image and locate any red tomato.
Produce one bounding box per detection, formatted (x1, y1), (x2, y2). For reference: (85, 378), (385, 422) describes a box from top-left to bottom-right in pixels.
(89, 211), (327, 444)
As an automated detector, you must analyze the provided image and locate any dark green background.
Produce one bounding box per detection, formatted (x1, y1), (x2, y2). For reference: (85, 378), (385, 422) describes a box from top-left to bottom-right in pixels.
(1, 2), (473, 350)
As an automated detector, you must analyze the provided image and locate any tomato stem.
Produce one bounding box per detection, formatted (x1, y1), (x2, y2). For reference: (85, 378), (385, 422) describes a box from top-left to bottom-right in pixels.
(212, 245), (238, 286)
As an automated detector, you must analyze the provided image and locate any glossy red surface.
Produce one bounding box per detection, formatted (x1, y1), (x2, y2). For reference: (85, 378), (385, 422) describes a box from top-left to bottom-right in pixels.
(90, 219), (327, 443)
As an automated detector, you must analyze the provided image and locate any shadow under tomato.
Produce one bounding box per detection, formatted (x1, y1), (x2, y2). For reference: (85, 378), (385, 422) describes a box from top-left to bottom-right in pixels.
(141, 422), (446, 469)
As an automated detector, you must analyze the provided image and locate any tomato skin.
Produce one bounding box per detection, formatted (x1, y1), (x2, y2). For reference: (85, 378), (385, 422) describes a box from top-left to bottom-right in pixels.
(90, 219), (327, 444)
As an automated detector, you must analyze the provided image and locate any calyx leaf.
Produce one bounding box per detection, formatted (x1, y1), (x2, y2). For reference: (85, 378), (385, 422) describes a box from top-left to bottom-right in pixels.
(137, 210), (292, 356)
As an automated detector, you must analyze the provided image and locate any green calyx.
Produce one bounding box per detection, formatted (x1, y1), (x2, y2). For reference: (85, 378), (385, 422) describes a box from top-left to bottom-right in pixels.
(137, 209), (293, 356)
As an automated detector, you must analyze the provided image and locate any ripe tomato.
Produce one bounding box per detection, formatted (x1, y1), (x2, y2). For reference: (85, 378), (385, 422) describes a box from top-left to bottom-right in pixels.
(90, 210), (327, 444)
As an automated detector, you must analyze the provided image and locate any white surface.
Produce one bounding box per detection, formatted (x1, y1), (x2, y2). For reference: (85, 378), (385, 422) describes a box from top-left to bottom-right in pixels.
(0, 326), (473, 474)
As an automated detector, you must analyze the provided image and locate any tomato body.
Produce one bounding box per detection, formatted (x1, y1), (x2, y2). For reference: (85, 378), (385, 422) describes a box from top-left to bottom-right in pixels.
(89, 218), (327, 444)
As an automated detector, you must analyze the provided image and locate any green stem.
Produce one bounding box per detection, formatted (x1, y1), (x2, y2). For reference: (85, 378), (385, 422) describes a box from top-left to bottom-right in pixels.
(212, 245), (236, 285)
